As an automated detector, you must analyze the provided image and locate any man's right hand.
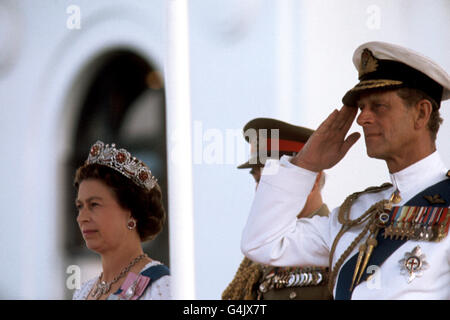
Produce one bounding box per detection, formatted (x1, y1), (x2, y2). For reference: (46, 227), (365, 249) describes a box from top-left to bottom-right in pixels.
(291, 106), (361, 172)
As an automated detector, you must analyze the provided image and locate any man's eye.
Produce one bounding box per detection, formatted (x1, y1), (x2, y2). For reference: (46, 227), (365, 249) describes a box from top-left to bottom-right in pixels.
(76, 204), (83, 211)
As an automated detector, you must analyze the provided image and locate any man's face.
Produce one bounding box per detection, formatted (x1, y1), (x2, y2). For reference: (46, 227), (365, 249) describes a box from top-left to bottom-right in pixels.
(356, 90), (418, 162)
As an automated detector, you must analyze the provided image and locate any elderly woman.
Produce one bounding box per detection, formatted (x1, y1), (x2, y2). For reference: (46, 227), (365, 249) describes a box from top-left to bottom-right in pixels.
(72, 141), (171, 300)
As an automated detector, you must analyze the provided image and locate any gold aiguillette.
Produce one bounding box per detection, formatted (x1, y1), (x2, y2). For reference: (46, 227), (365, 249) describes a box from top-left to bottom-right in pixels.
(350, 243), (366, 291)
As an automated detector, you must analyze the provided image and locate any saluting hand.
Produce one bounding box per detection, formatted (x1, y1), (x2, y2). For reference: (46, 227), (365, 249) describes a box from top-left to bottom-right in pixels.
(291, 106), (361, 172)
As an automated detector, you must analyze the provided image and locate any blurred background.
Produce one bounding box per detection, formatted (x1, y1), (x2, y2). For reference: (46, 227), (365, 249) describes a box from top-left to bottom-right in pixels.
(0, 0), (449, 299)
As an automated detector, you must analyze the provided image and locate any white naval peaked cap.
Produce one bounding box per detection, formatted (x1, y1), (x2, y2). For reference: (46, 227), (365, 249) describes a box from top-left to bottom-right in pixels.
(342, 41), (450, 108)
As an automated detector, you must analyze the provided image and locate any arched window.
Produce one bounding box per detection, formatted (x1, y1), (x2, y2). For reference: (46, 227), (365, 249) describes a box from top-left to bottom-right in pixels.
(64, 50), (169, 266)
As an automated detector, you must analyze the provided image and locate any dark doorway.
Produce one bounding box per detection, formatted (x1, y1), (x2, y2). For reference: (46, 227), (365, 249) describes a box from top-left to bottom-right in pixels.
(64, 50), (169, 266)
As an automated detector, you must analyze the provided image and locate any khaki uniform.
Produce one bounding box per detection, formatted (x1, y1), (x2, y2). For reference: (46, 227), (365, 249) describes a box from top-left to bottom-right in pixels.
(223, 205), (333, 300)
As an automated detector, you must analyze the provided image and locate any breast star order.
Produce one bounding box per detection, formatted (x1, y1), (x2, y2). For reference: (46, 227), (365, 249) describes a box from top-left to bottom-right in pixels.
(398, 246), (429, 283)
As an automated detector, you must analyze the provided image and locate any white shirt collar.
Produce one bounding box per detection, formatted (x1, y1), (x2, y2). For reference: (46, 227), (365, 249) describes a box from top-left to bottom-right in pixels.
(389, 151), (448, 204)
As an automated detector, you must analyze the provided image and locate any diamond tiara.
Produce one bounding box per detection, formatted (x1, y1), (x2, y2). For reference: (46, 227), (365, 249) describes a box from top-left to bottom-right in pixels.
(85, 140), (157, 191)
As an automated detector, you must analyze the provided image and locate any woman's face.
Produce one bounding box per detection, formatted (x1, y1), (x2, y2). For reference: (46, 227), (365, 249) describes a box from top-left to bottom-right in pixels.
(76, 179), (132, 253)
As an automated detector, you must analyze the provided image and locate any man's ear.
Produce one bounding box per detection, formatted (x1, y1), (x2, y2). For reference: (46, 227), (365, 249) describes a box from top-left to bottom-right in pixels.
(414, 99), (432, 130)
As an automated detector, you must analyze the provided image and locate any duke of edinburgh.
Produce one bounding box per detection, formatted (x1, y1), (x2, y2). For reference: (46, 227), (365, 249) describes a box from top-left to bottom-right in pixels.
(241, 41), (450, 299)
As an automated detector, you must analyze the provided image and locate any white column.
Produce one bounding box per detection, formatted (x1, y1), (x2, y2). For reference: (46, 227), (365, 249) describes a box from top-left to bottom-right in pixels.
(164, 0), (196, 299)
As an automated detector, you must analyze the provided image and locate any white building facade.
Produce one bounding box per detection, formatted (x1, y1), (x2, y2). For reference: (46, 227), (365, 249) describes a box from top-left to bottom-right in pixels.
(0, 0), (449, 299)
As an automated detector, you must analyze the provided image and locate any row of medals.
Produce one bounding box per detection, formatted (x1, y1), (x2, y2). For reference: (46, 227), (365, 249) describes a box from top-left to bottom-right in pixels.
(382, 205), (449, 242)
(350, 192), (448, 290)
(258, 266), (328, 293)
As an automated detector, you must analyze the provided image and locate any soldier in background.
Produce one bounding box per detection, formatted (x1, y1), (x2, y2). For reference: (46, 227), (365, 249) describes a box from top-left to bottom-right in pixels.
(222, 118), (333, 300)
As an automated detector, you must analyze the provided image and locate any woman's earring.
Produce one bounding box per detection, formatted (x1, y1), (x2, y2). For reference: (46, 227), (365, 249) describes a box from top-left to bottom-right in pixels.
(127, 219), (137, 230)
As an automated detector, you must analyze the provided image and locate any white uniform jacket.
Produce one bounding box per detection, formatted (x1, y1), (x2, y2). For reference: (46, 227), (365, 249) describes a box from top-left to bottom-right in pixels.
(241, 152), (449, 299)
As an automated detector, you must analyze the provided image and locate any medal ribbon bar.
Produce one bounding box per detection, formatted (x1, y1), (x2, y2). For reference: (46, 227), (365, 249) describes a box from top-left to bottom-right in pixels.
(383, 206), (449, 242)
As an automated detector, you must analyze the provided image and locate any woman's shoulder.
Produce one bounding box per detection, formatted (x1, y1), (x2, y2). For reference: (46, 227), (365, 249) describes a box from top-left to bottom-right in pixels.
(140, 260), (170, 278)
(139, 260), (171, 300)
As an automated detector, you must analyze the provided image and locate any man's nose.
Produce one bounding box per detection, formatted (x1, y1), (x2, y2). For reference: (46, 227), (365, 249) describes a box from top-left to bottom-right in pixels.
(356, 108), (374, 126)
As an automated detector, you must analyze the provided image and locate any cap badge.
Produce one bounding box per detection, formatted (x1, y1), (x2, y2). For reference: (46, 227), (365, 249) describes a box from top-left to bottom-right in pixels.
(359, 48), (379, 77)
(399, 246), (429, 283)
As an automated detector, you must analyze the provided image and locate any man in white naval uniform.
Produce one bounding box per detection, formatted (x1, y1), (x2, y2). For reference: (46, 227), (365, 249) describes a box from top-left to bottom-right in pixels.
(241, 41), (450, 299)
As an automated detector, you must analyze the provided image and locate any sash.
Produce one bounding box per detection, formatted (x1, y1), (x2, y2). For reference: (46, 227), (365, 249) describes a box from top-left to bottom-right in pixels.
(141, 264), (171, 283)
(113, 264), (170, 299)
(335, 178), (450, 300)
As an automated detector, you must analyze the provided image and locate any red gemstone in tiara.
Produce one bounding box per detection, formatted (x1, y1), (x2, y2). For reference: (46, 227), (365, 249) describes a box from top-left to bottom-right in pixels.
(85, 141), (157, 191)
(116, 152), (127, 164)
